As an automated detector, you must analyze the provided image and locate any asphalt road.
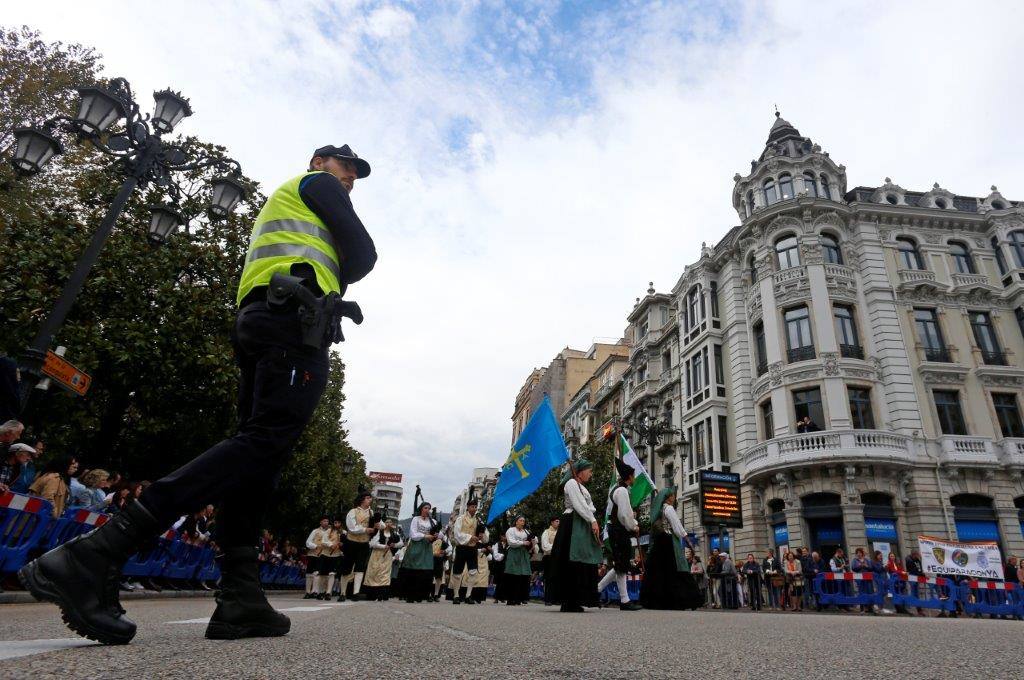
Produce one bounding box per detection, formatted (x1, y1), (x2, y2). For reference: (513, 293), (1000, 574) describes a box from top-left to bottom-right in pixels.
(0, 593), (1019, 679)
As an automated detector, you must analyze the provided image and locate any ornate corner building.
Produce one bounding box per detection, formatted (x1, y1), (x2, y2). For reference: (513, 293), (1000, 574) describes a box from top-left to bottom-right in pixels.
(619, 113), (1024, 561)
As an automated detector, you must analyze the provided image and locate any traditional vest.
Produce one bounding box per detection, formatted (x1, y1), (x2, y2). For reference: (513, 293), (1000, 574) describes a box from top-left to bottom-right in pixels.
(347, 507), (371, 543)
(236, 171), (342, 305)
(321, 529), (342, 557)
(458, 513), (477, 542)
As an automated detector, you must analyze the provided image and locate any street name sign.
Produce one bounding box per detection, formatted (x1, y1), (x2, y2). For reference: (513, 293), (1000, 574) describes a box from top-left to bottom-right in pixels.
(42, 350), (92, 396)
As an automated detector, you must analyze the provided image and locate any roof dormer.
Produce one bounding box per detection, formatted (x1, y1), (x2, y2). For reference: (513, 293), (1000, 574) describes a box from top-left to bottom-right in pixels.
(919, 182), (957, 210)
(870, 178), (907, 206)
(980, 185), (1011, 213)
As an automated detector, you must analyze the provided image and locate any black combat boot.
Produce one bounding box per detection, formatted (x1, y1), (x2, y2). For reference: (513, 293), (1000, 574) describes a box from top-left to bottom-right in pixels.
(18, 500), (157, 645)
(205, 547), (290, 640)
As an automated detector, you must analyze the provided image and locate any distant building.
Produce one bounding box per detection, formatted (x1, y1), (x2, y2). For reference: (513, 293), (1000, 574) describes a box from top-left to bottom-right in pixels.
(451, 467), (499, 518)
(368, 471), (404, 521)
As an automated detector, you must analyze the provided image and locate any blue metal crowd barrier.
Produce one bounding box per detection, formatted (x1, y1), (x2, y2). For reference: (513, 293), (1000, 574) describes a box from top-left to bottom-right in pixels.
(601, 574), (642, 602)
(889, 573), (958, 614)
(814, 572), (885, 609)
(0, 492), (54, 572)
(959, 580), (1023, 619)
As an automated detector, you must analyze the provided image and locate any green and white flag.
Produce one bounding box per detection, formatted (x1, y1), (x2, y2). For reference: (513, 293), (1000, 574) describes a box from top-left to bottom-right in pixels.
(618, 434), (655, 506)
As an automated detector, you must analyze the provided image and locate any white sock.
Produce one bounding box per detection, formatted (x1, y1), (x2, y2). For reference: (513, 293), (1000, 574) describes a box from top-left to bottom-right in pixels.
(354, 573), (364, 594)
(433, 578), (443, 596)
(305, 574), (314, 594)
(326, 573), (336, 596)
(616, 573), (629, 603)
(317, 574), (328, 594)
(597, 569), (616, 593)
(451, 573), (462, 595)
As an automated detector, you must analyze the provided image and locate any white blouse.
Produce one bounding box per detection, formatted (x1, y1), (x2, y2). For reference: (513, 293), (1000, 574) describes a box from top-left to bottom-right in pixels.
(371, 531), (403, 550)
(663, 505), (687, 540)
(491, 543), (505, 562)
(563, 479), (597, 523)
(505, 527), (529, 547)
(409, 516), (433, 541)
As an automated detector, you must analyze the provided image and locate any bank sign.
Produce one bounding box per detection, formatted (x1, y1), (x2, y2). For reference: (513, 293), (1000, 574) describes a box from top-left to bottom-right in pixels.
(918, 535), (1004, 580)
(699, 470), (743, 528)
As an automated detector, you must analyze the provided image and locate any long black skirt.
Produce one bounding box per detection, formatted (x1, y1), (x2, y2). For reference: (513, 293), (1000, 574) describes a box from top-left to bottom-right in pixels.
(397, 568), (432, 602)
(639, 533), (704, 610)
(503, 573), (530, 604)
(547, 513), (599, 608)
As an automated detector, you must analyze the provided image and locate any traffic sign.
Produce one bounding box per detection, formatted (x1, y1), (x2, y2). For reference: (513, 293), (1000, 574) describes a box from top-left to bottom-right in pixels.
(41, 350), (91, 396)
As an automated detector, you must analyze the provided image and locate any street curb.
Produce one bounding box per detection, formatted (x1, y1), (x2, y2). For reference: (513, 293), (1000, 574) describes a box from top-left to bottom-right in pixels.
(0, 588), (301, 605)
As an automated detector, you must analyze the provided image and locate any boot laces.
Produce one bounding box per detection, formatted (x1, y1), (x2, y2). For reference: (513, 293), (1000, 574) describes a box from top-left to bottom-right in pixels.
(102, 566), (127, 616)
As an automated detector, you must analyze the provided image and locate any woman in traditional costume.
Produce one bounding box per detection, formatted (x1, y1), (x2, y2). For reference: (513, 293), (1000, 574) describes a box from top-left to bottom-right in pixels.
(640, 487), (704, 610)
(503, 516), (534, 605)
(398, 502), (437, 602)
(363, 517), (403, 601)
(548, 459), (603, 613)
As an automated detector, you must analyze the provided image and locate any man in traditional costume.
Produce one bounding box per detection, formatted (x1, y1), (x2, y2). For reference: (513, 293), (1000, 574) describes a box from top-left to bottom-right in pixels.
(548, 459), (602, 613)
(540, 516), (559, 605)
(451, 498), (487, 604)
(640, 487), (703, 609)
(303, 517), (331, 599)
(596, 458), (642, 610)
(340, 492), (373, 600)
(363, 517), (402, 601)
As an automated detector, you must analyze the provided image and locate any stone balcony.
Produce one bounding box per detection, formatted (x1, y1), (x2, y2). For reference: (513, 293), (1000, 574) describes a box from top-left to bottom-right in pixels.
(773, 265), (807, 287)
(950, 272), (992, 290)
(997, 438), (1024, 467)
(625, 376), (661, 409)
(897, 268), (938, 289)
(740, 429), (914, 480)
(937, 435), (1000, 466)
(823, 263), (856, 285)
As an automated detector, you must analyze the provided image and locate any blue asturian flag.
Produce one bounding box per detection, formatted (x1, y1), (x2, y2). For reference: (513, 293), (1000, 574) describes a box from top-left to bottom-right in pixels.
(486, 396), (570, 523)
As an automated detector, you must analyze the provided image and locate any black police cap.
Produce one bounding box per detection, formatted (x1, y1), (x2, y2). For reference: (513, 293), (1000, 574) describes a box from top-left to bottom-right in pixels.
(312, 143), (371, 178)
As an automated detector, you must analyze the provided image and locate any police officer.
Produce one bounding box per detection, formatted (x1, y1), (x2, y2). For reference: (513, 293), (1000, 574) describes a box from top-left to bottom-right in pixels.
(19, 144), (377, 645)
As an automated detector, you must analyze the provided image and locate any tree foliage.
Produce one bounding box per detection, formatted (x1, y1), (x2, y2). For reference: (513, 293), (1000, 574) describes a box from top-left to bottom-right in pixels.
(0, 26), (369, 544)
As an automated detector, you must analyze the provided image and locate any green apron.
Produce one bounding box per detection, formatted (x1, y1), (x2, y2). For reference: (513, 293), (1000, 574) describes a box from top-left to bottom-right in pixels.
(402, 538), (433, 571)
(568, 512), (603, 565)
(505, 545), (532, 576)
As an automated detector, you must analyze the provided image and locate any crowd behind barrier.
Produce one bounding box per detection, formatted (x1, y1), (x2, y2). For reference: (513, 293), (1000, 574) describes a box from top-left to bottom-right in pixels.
(0, 491), (307, 590)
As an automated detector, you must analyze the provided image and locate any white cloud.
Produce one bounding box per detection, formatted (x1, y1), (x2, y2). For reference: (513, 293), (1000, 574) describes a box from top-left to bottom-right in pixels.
(7, 0), (1024, 517)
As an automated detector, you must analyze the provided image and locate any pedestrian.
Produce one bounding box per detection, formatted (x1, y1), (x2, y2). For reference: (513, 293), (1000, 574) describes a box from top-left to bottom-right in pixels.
(363, 517), (402, 601)
(784, 551), (803, 611)
(640, 488), (702, 610)
(707, 552), (722, 608)
(70, 469), (110, 511)
(741, 553), (763, 611)
(0, 442), (33, 493)
(491, 534), (507, 602)
(688, 551), (707, 606)
(450, 497), (482, 605)
(904, 548), (926, 616)
(808, 550), (827, 611)
(29, 455), (77, 518)
(469, 524), (491, 603)
(547, 459), (602, 613)
(400, 502), (437, 603)
(19, 143), (376, 644)
(596, 458), (643, 611)
(719, 552), (738, 609)
(10, 436), (42, 493)
(431, 530), (449, 602)
(540, 516), (559, 605)
(341, 492), (373, 600)
(503, 516), (533, 606)
(762, 549), (781, 609)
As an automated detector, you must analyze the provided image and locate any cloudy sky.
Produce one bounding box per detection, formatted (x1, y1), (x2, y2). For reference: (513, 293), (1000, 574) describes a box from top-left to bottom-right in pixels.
(9, 1), (1024, 515)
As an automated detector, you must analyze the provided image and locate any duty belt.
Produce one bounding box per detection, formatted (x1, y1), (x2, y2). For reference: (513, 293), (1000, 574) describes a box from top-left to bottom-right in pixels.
(266, 273), (363, 349)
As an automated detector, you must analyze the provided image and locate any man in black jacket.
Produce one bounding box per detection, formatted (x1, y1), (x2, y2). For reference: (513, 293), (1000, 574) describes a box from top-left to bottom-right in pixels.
(905, 549), (926, 616)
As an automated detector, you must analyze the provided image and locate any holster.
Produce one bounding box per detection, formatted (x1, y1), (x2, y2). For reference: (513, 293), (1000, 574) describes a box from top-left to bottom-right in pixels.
(266, 273), (363, 349)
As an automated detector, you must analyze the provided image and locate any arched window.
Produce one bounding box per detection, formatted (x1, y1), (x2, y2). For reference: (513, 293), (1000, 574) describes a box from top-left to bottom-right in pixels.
(820, 233), (843, 264)
(992, 236), (1008, 276)
(1010, 230), (1024, 268)
(779, 173), (794, 200)
(886, 194), (899, 205)
(746, 189), (755, 216)
(934, 197), (948, 209)
(948, 241), (975, 274)
(686, 284), (704, 331)
(775, 235), (801, 270)
(819, 174), (832, 200)
(763, 178), (778, 205)
(749, 254), (758, 282)
(896, 237), (924, 270)
(802, 171), (818, 197)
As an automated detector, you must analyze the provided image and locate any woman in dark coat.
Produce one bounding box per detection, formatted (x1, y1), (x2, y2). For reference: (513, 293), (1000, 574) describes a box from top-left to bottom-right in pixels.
(640, 487), (703, 610)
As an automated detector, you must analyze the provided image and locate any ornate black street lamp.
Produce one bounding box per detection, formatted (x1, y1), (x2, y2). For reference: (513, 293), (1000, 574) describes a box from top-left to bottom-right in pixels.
(621, 405), (688, 457)
(10, 77), (247, 410)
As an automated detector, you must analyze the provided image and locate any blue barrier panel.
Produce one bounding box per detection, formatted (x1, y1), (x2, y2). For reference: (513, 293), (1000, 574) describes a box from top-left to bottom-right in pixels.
(0, 492), (53, 572)
(960, 580), (1022, 619)
(600, 575), (642, 602)
(889, 573), (958, 613)
(814, 572), (885, 609)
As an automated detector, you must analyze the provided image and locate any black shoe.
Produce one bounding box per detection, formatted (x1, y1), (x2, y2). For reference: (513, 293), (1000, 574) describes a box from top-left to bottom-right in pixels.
(465, 598), (476, 605)
(619, 601), (642, 611)
(18, 501), (157, 645)
(145, 578), (163, 592)
(303, 593), (314, 599)
(452, 597), (461, 604)
(559, 604), (585, 613)
(336, 595), (344, 602)
(205, 547), (290, 640)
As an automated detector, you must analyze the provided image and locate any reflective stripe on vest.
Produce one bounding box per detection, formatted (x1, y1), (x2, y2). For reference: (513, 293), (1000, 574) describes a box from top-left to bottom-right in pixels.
(236, 172), (342, 306)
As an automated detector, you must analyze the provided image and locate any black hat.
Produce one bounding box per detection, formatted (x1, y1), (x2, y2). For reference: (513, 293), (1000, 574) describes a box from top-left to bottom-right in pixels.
(466, 497), (478, 508)
(614, 457), (634, 479)
(312, 143), (371, 178)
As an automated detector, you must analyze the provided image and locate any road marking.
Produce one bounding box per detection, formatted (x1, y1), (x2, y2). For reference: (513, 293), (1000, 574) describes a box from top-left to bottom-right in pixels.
(167, 617), (212, 624)
(275, 606), (332, 612)
(0, 638), (99, 660)
(426, 624), (483, 641)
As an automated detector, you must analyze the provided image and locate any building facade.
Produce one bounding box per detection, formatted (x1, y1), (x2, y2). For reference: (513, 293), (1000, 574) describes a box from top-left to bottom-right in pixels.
(616, 113), (1024, 562)
(368, 471), (404, 521)
(451, 467), (499, 518)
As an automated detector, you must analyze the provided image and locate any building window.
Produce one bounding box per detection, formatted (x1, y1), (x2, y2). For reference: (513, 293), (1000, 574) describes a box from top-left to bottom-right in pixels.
(779, 173), (794, 200)
(949, 241), (975, 274)
(710, 281), (719, 319)
(689, 351), (704, 394)
(764, 178), (778, 205)
(1011, 230), (1024, 268)
(993, 393), (1024, 438)
(714, 344), (724, 385)
(662, 350), (671, 377)
(793, 387), (824, 431)
(802, 171), (818, 197)
(848, 387), (875, 429)
(745, 189), (754, 216)
(760, 400), (774, 441)
(914, 308), (949, 362)
(834, 305), (863, 358)
(821, 233), (843, 264)
(686, 285), (703, 331)
(897, 237), (924, 270)
(819, 174), (832, 200)
(993, 237), (1009, 276)
(933, 390), (967, 435)
(969, 311), (1005, 365)
(749, 255), (758, 282)
(775, 235), (801, 270)
(785, 306), (815, 362)
(753, 321), (767, 376)
(718, 414), (729, 463)
(639, 320), (648, 338)
(1016, 307), (1024, 341)
(693, 420), (706, 468)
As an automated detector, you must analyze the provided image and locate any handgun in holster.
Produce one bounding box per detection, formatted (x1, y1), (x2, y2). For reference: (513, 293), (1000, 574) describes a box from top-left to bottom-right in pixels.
(266, 273), (364, 349)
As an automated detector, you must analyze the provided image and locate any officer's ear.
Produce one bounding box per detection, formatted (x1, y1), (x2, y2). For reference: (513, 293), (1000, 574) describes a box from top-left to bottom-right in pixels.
(309, 156), (323, 172)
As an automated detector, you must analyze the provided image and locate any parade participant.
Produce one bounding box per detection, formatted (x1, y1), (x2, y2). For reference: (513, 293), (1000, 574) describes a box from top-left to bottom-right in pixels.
(640, 488), (702, 610)
(596, 458), (642, 611)
(363, 517), (402, 601)
(469, 525), (491, 603)
(303, 517), (330, 599)
(490, 534), (507, 602)
(19, 144), (376, 644)
(540, 516), (559, 605)
(317, 519), (342, 601)
(548, 459), (603, 613)
(503, 516), (533, 606)
(451, 498), (487, 604)
(430, 530), (449, 602)
(399, 502), (437, 603)
(340, 492), (373, 600)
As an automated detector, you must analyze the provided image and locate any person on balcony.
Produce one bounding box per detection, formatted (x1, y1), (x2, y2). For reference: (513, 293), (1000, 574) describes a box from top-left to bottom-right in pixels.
(796, 416), (820, 433)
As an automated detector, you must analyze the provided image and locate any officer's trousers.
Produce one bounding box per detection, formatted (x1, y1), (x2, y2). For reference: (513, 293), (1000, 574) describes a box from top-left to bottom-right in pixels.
(140, 301), (329, 547)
